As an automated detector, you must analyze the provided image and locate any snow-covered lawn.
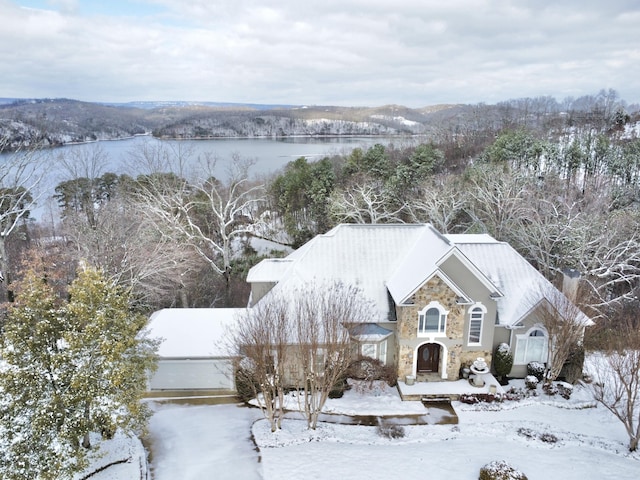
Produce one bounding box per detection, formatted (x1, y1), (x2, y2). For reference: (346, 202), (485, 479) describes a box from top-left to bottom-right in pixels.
(92, 380), (639, 479)
(252, 381), (639, 480)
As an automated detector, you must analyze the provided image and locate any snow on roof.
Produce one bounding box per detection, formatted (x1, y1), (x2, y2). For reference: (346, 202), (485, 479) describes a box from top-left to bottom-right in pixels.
(386, 225), (454, 304)
(348, 323), (393, 342)
(250, 224), (589, 328)
(246, 259), (294, 283)
(258, 224), (428, 319)
(147, 308), (245, 358)
(453, 241), (582, 327)
(445, 233), (499, 244)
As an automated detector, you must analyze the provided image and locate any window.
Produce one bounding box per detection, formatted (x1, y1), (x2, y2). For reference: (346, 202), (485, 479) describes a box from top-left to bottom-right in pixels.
(360, 340), (387, 363)
(514, 328), (548, 365)
(468, 305), (486, 345)
(418, 302), (448, 336)
(361, 343), (377, 359)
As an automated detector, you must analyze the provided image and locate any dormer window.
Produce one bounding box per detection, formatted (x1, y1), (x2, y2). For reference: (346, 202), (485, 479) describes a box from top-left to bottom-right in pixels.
(418, 302), (448, 337)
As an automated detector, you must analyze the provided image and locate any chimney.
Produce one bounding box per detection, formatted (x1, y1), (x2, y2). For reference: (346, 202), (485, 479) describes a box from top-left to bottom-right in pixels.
(562, 268), (581, 302)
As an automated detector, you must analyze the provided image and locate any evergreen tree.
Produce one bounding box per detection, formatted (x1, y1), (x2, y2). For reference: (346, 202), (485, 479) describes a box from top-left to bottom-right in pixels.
(0, 264), (158, 479)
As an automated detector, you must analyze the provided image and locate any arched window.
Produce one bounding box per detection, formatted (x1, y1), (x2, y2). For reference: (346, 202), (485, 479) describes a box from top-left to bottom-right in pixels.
(418, 302), (448, 336)
(468, 304), (486, 345)
(514, 327), (548, 365)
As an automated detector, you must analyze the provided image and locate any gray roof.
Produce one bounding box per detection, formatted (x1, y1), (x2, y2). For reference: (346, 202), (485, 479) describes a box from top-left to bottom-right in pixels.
(248, 224), (588, 327)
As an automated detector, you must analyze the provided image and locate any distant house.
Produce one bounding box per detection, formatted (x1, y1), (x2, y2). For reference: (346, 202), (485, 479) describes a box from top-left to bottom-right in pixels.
(147, 224), (591, 392)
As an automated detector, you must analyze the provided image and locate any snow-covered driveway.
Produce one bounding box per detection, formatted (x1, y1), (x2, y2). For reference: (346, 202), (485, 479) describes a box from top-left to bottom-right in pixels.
(148, 403), (262, 480)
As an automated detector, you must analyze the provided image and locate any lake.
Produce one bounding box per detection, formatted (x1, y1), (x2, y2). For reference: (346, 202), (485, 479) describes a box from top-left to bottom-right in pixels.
(2, 135), (403, 222)
(40, 135), (399, 181)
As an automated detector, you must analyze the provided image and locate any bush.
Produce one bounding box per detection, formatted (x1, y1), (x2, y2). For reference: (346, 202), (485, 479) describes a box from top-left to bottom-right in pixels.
(479, 460), (528, 480)
(347, 357), (397, 387)
(328, 376), (350, 399)
(524, 375), (539, 390)
(560, 343), (585, 384)
(460, 393), (502, 404)
(376, 423), (405, 439)
(494, 343), (514, 384)
(527, 362), (545, 382)
(235, 364), (259, 404)
(556, 382), (573, 400)
(542, 382), (558, 396)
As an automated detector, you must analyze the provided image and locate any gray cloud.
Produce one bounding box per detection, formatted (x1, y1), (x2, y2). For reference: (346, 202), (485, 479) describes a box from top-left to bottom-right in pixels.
(1, 0), (638, 106)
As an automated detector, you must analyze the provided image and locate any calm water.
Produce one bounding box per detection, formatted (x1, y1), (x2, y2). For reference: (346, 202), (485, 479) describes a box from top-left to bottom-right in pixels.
(2, 135), (400, 221)
(39, 135), (396, 180)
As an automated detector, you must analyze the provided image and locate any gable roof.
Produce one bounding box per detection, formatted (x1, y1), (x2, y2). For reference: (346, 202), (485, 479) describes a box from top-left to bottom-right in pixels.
(248, 224), (589, 327)
(447, 237), (591, 327)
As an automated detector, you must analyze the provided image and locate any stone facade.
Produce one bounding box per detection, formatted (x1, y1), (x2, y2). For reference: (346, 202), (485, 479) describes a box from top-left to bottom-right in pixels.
(395, 275), (469, 380)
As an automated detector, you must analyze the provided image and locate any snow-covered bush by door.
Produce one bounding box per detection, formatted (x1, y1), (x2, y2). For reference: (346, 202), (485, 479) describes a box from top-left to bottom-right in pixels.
(494, 343), (514, 384)
(524, 375), (539, 390)
(526, 361), (545, 382)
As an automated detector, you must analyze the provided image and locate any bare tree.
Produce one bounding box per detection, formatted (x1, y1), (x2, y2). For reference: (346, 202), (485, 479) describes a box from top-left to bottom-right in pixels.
(136, 154), (266, 303)
(465, 164), (532, 241)
(407, 175), (470, 233)
(229, 297), (290, 433)
(293, 282), (375, 430)
(0, 138), (46, 300)
(589, 325), (640, 451)
(528, 287), (591, 384)
(329, 183), (405, 224)
(228, 281), (375, 431)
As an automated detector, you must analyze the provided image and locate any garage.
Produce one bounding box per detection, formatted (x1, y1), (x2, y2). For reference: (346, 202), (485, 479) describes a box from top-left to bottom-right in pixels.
(150, 358), (234, 390)
(146, 308), (245, 392)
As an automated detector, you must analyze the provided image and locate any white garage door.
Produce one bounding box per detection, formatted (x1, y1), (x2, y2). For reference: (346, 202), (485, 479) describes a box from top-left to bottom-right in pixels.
(149, 359), (234, 390)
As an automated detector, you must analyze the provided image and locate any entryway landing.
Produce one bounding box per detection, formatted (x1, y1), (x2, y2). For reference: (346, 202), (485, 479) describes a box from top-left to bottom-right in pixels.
(397, 373), (504, 401)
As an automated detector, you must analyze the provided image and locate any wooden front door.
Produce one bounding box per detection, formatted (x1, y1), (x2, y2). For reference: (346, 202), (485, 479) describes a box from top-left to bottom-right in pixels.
(417, 343), (440, 373)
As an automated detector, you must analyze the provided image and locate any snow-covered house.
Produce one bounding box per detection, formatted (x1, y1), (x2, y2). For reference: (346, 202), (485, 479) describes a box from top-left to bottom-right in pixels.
(146, 223), (591, 393)
(247, 223), (591, 381)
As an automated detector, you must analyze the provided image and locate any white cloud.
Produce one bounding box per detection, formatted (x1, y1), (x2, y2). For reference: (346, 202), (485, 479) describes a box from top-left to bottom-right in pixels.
(1, 0), (639, 106)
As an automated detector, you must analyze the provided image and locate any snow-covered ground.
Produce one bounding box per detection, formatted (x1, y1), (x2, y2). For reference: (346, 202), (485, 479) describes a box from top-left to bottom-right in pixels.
(87, 379), (639, 479)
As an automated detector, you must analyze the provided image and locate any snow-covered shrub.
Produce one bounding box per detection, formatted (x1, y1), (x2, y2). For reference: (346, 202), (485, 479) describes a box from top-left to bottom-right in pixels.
(539, 432), (558, 443)
(556, 382), (573, 400)
(460, 393), (502, 404)
(479, 460), (528, 480)
(503, 387), (526, 401)
(346, 358), (396, 387)
(328, 376), (349, 399)
(527, 362), (545, 382)
(542, 382), (558, 396)
(494, 343), (514, 384)
(376, 423), (405, 439)
(524, 375), (539, 390)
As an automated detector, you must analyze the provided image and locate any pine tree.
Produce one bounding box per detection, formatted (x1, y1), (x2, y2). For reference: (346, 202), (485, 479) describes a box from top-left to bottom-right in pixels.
(0, 264), (158, 479)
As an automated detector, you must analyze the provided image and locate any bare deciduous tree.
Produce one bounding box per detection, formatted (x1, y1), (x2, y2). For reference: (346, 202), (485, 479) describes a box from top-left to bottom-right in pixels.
(229, 297), (290, 433)
(229, 281), (375, 431)
(589, 325), (640, 451)
(137, 155), (266, 302)
(0, 138), (46, 300)
(407, 176), (470, 233)
(293, 282), (375, 430)
(528, 287), (591, 384)
(329, 183), (405, 224)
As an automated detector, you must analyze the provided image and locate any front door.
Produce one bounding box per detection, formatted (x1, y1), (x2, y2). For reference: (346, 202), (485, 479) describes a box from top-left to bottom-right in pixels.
(417, 343), (440, 373)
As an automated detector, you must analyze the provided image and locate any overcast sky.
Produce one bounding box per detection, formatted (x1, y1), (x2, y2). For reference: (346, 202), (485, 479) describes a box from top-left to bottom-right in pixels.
(1, 0), (639, 107)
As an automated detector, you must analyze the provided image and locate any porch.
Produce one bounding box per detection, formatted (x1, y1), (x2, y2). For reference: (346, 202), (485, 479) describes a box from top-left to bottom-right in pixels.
(397, 373), (504, 401)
